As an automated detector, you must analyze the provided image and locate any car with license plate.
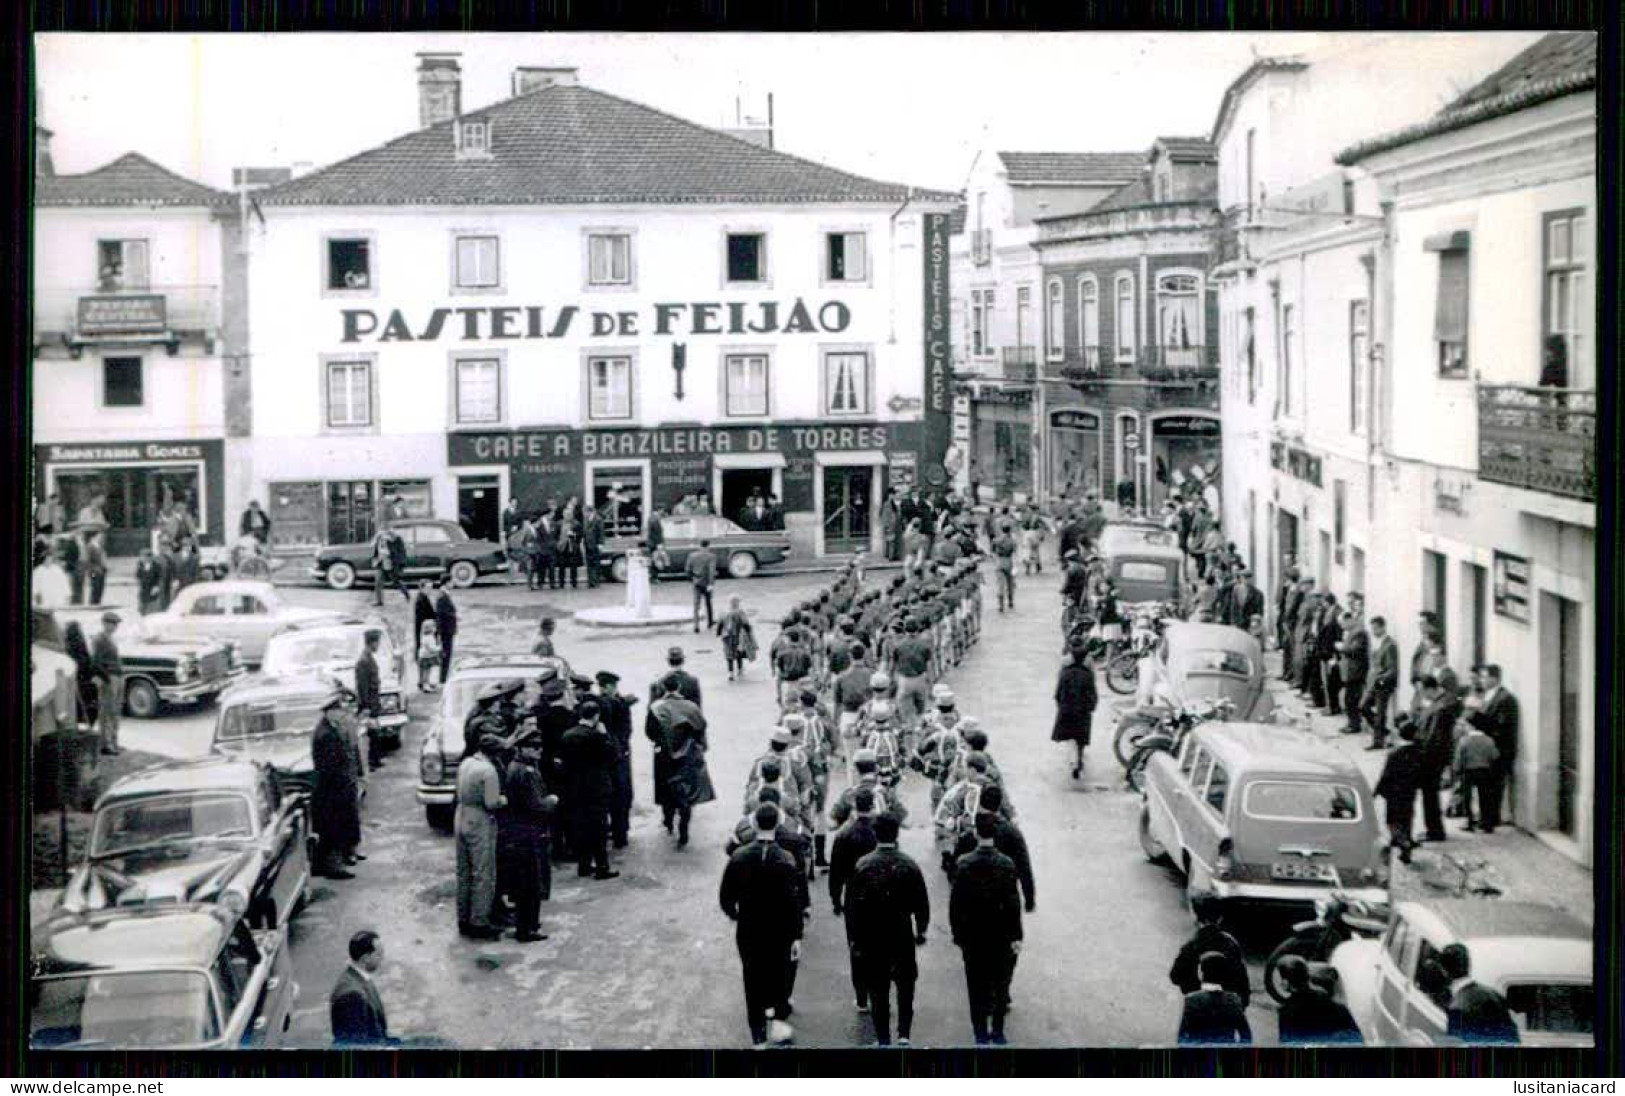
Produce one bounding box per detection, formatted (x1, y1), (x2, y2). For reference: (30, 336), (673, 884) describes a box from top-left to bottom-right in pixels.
(55, 756), (311, 932)
(143, 581), (341, 668)
(1139, 722), (1387, 913)
(1098, 522), (1185, 607)
(1331, 900), (1593, 1047)
(259, 616), (409, 742)
(1134, 621), (1273, 722)
(600, 513), (791, 582)
(209, 678), (339, 797)
(56, 605), (246, 720)
(416, 654), (574, 830)
(30, 904), (298, 1049)
(309, 519), (508, 591)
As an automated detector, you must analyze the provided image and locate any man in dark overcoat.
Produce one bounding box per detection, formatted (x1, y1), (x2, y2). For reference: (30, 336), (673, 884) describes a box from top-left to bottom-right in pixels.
(559, 698), (619, 880)
(844, 813), (930, 1046)
(1374, 717), (1425, 862)
(311, 689), (363, 879)
(719, 802), (805, 1047)
(597, 671), (637, 848)
(501, 731), (558, 941)
(950, 812), (1024, 1045)
(434, 585), (459, 683)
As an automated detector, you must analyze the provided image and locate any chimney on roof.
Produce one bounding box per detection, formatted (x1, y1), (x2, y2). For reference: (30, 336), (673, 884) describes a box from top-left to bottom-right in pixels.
(417, 52), (463, 129)
(512, 66), (579, 96)
(35, 125), (54, 179)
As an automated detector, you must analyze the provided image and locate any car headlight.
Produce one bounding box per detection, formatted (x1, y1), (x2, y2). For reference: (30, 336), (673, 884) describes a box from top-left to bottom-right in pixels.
(421, 752), (444, 784)
(177, 657), (197, 683)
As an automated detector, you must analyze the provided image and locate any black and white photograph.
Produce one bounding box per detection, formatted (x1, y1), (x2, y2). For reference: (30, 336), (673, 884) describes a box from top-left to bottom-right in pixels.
(25, 29), (1599, 1053)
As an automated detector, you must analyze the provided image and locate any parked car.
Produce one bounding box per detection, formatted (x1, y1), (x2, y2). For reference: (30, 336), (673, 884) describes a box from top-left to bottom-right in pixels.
(259, 616), (409, 742)
(57, 605), (246, 719)
(309, 519), (508, 591)
(55, 756), (311, 932)
(210, 678), (336, 797)
(1138, 721), (1388, 913)
(144, 581), (341, 667)
(1099, 522), (1185, 607)
(1332, 900), (1593, 1047)
(600, 514), (791, 582)
(30, 905), (298, 1049)
(1134, 621), (1274, 722)
(417, 654), (573, 830)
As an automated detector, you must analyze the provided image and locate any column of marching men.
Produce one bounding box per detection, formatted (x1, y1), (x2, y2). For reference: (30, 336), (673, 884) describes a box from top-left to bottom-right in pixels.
(719, 553), (1036, 1048)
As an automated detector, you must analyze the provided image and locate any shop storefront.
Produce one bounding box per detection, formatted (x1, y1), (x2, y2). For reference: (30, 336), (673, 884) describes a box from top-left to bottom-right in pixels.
(1149, 412), (1221, 511)
(967, 394), (1033, 502)
(35, 439), (225, 556)
(1047, 408), (1104, 499)
(263, 478), (434, 552)
(449, 420), (922, 558)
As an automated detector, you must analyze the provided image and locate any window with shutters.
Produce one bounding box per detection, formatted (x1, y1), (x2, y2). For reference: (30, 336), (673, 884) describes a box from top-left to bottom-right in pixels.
(1280, 304), (1297, 414)
(96, 239), (150, 291)
(1114, 273), (1136, 362)
(453, 235), (501, 290)
(1079, 275), (1100, 365)
(453, 356), (502, 425)
(324, 357), (375, 430)
(1434, 248), (1470, 377)
(1349, 300), (1370, 434)
(587, 232), (633, 287)
(823, 350), (871, 416)
(1045, 279), (1064, 361)
(586, 355), (633, 421)
(725, 233), (767, 284)
(1542, 209), (1587, 387)
(825, 232), (867, 283)
(724, 353), (770, 417)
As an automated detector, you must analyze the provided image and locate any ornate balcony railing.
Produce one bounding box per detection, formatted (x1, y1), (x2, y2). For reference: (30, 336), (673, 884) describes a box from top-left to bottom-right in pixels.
(1477, 384), (1596, 502)
(1142, 345), (1217, 382)
(999, 345), (1038, 382)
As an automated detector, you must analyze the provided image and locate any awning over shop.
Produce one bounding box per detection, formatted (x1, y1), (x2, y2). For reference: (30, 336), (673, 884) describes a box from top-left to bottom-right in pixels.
(814, 450), (887, 468)
(713, 452), (788, 469)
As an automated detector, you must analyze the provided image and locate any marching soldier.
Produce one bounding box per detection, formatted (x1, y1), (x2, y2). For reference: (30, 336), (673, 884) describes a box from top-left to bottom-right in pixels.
(912, 688), (969, 810)
(719, 803), (805, 1048)
(934, 753), (1012, 873)
(829, 749), (908, 829)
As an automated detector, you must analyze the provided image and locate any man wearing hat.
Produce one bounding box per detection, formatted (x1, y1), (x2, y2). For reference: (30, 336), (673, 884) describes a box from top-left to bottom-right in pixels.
(663, 646), (703, 708)
(596, 671), (637, 849)
(311, 687), (363, 880)
(913, 687), (968, 810)
(455, 734), (508, 938)
(528, 668), (578, 860)
(91, 611), (124, 755)
(829, 749), (907, 829)
(934, 753), (1011, 873)
(355, 628), (385, 771)
(502, 730), (559, 942)
(560, 698), (619, 880)
(463, 680), (523, 761)
(718, 802), (805, 1048)
(744, 753), (803, 833)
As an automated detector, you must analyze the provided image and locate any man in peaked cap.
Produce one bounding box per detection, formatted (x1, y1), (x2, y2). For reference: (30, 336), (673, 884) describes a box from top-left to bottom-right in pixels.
(664, 646), (703, 708)
(311, 686), (363, 880)
(560, 697), (619, 880)
(595, 669), (638, 849)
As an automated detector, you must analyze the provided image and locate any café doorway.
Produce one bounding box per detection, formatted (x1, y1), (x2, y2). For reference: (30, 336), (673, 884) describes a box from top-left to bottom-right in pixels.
(457, 475), (501, 543)
(585, 459), (649, 540)
(821, 466), (873, 555)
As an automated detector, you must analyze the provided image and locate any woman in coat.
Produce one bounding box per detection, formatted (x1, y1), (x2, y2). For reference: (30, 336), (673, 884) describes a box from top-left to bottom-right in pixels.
(665, 712), (716, 849)
(1052, 639), (1098, 780)
(718, 595), (756, 681)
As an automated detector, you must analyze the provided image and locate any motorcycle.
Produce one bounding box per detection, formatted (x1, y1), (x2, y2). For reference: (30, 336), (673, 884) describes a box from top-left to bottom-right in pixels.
(1124, 696), (1235, 792)
(1104, 608), (1170, 695)
(1263, 887), (1391, 1003)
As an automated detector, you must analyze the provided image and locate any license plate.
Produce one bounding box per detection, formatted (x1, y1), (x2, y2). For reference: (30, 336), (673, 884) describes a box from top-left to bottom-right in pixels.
(1271, 861), (1335, 881)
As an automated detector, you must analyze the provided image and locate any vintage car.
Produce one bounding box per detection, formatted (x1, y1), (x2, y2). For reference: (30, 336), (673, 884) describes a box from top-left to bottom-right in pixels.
(1098, 522), (1186, 606)
(210, 678), (337, 797)
(144, 581), (340, 667)
(309, 518), (508, 591)
(1134, 621), (1273, 722)
(259, 616), (409, 741)
(30, 904), (298, 1049)
(599, 513), (791, 582)
(417, 654), (573, 830)
(56, 756), (311, 932)
(1332, 900), (1593, 1047)
(1139, 722), (1388, 912)
(56, 605), (246, 719)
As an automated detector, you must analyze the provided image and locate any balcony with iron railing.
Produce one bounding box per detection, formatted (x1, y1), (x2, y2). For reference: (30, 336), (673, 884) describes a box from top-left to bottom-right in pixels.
(1140, 344), (1218, 382)
(34, 284), (221, 353)
(999, 345), (1038, 383)
(1036, 202), (1219, 247)
(1478, 384), (1595, 503)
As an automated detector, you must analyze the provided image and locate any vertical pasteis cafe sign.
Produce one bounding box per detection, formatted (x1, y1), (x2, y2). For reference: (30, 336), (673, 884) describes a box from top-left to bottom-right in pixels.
(922, 213), (952, 485)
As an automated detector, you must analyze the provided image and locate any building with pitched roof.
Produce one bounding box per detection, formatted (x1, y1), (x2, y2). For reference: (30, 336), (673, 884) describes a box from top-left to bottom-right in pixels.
(32, 135), (238, 554)
(235, 56), (955, 559)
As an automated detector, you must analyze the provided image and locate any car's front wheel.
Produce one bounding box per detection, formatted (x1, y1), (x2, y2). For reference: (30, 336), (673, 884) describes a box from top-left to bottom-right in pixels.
(448, 560), (479, 588)
(124, 678), (162, 719)
(325, 561), (356, 591)
(610, 556), (630, 583)
(727, 551), (758, 580)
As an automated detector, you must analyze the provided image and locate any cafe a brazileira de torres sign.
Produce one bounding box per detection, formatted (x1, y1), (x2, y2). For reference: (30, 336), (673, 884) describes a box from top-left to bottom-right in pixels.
(338, 298), (854, 343)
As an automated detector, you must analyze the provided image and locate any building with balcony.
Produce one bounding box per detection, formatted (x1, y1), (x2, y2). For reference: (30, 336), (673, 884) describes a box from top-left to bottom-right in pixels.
(1030, 138), (1221, 512)
(237, 56), (955, 560)
(947, 150), (1144, 501)
(1339, 31), (1597, 865)
(31, 136), (237, 555)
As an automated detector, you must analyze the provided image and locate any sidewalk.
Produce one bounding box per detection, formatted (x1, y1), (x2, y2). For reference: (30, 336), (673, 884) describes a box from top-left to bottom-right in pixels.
(1261, 652), (1592, 927)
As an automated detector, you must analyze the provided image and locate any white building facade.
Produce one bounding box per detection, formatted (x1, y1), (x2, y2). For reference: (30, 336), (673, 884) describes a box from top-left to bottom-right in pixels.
(237, 59), (955, 560)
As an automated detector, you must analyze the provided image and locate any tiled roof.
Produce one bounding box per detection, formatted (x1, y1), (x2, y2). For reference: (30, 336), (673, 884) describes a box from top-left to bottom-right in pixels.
(1092, 176), (1152, 214)
(35, 152), (231, 208)
(996, 151), (1145, 185)
(1337, 32), (1596, 164)
(261, 83), (956, 207)
(1154, 136), (1217, 161)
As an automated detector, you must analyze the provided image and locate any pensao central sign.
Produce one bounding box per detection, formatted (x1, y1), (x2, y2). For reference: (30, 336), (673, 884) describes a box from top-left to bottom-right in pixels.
(340, 298), (853, 343)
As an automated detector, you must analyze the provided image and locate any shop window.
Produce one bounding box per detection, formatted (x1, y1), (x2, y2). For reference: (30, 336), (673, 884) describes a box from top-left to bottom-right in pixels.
(1350, 300), (1370, 434)
(268, 482), (324, 550)
(726, 233), (766, 283)
(1114, 274), (1135, 362)
(378, 481), (432, 521)
(588, 233), (632, 286)
(824, 351), (871, 416)
(826, 232), (867, 282)
(724, 353), (769, 417)
(1432, 246), (1470, 378)
(325, 237), (372, 291)
(587, 356), (633, 421)
(325, 358), (374, 429)
(454, 356), (501, 425)
(102, 357), (143, 408)
(97, 239), (149, 291)
(1542, 209), (1587, 387)
(453, 235), (500, 290)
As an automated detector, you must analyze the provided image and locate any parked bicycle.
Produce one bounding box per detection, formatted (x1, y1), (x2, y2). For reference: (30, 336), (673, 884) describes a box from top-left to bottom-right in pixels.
(1124, 696), (1235, 792)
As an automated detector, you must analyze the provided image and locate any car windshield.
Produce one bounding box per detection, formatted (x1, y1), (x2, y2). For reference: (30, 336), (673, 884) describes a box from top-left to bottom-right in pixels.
(1243, 780), (1362, 822)
(91, 793), (255, 857)
(1175, 648), (1254, 677)
(32, 971), (218, 1048)
(1504, 982), (1593, 1035)
(216, 698), (325, 742)
(263, 630), (392, 676)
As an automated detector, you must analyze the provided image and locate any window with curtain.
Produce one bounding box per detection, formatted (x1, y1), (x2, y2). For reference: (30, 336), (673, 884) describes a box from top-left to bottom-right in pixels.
(1349, 300), (1370, 434)
(1156, 273), (1201, 367)
(724, 354), (769, 416)
(1434, 249), (1470, 377)
(454, 357), (501, 424)
(1543, 210), (1586, 387)
(1016, 285), (1032, 348)
(1079, 276), (1099, 367)
(1114, 274), (1135, 361)
(587, 356), (632, 420)
(1045, 280), (1064, 360)
(588, 233), (631, 285)
(454, 235), (500, 289)
(326, 359), (372, 428)
(824, 351), (870, 415)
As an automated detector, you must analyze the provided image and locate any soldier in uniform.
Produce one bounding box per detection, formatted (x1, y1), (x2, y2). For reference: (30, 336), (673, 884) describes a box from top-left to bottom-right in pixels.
(462, 680), (523, 762)
(743, 755), (803, 833)
(785, 705), (834, 871)
(934, 753), (1013, 873)
(529, 668), (579, 861)
(501, 730), (558, 942)
(596, 671), (637, 849)
(913, 689), (970, 811)
(829, 749), (908, 829)
(559, 698), (619, 880)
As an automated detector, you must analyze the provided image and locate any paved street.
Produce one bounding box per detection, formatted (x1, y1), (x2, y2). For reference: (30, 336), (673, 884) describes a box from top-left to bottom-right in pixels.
(114, 564), (1293, 1049)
